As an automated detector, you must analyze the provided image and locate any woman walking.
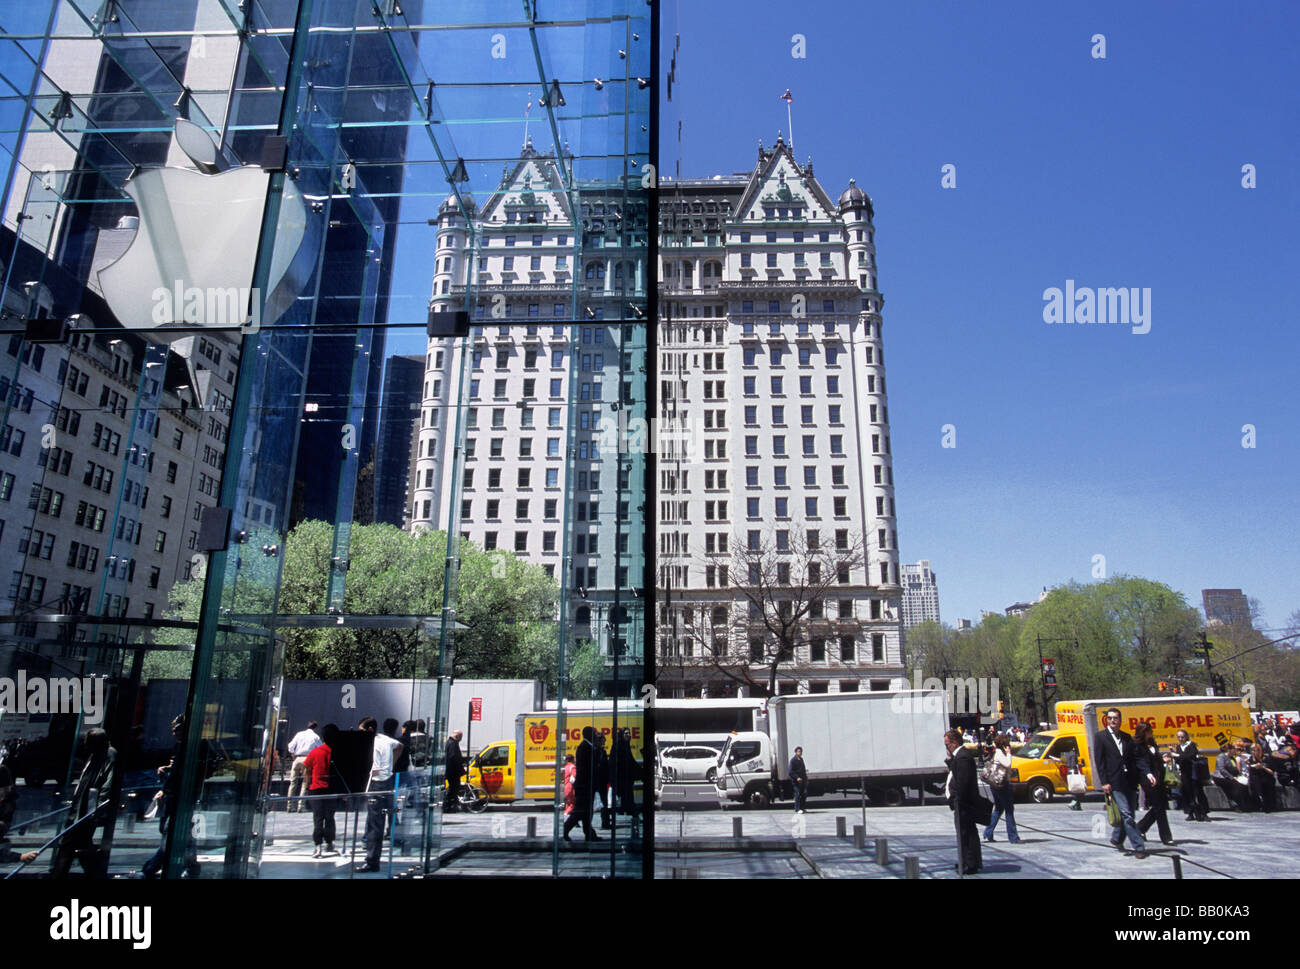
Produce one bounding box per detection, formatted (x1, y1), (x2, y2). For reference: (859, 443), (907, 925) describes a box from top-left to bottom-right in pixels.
(982, 734), (1021, 844)
(1134, 722), (1174, 845)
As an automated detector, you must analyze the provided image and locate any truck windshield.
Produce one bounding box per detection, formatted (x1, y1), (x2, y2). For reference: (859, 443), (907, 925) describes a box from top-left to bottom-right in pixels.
(1015, 734), (1054, 760)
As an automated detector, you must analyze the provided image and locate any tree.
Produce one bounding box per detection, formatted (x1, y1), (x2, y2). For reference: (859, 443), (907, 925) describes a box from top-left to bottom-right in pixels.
(714, 528), (865, 698)
(1020, 577), (1205, 702)
(148, 521), (564, 691)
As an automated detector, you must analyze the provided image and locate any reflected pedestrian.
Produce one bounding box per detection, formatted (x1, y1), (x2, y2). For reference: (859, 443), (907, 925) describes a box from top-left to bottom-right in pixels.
(51, 728), (117, 878)
(444, 729), (464, 813)
(356, 717), (402, 874)
(285, 720), (321, 813)
(562, 727), (598, 842)
(305, 724), (338, 857)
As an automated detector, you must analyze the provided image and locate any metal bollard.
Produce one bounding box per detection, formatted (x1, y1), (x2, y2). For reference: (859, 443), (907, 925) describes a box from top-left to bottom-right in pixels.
(836, 816), (847, 838)
(875, 838), (889, 865)
(904, 855), (920, 879)
(853, 824), (866, 849)
(527, 816), (537, 838)
(1171, 855), (1183, 880)
(733, 816), (743, 838)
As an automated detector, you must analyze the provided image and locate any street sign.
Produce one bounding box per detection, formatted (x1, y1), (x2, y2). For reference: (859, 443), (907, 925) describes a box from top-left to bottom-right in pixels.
(470, 697), (482, 722)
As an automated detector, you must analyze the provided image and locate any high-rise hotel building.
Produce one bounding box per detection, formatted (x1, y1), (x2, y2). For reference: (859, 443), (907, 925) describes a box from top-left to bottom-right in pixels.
(408, 143), (646, 665)
(655, 136), (905, 698)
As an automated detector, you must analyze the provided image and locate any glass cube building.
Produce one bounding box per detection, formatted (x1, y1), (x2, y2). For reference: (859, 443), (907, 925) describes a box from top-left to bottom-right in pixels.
(0, 0), (652, 878)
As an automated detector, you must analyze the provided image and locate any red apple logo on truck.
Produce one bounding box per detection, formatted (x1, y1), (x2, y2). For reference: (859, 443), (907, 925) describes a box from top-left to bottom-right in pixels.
(528, 722), (549, 744)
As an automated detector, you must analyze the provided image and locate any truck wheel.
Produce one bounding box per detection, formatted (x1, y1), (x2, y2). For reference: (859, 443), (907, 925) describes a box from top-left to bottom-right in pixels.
(744, 785), (771, 809)
(1028, 779), (1054, 803)
(881, 787), (904, 807)
(24, 770), (44, 787)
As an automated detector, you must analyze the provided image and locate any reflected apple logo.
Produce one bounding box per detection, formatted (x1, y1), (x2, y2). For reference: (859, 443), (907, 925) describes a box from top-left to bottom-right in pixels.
(97, 119), (311, 335)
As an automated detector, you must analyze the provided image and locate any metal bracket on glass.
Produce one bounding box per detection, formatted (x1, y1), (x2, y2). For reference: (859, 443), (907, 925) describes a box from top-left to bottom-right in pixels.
(198, 506), (234, 552)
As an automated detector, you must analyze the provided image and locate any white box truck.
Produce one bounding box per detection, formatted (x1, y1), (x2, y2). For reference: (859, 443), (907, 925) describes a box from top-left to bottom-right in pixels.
(714, 691), (950, 808)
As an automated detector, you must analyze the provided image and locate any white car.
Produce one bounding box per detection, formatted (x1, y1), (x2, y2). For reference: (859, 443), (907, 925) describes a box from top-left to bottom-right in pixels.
(659, 745), (722, 783)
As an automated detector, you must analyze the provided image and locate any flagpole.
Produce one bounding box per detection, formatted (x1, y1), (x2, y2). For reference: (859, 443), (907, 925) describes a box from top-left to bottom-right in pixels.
(781, 89), (794, 153)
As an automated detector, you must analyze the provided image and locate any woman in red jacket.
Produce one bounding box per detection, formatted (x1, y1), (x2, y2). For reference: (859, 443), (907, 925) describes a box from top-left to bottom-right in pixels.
(304, 724), (339, 857)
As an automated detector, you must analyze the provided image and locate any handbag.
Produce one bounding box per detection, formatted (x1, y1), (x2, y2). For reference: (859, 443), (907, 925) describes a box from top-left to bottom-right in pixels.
(1067, 772), (1087, 796)
(1105, 793), (1121, 826)
(980, 757), (1008, 789)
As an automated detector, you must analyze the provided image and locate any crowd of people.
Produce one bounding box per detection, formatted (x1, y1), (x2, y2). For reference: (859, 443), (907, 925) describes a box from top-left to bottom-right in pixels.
(560, 726), (640, 840)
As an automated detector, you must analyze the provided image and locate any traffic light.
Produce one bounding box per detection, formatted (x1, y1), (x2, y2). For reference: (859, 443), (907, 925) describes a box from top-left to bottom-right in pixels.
(1158, 681), (1167, 692)
(997, 700), (1005, 716)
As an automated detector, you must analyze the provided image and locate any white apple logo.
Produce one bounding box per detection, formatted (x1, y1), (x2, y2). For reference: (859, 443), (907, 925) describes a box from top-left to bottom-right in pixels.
(97, 119), (312, 334)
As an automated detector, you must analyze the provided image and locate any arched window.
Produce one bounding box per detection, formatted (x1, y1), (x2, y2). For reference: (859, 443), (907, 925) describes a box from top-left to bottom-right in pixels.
(575, 605), (591, 625)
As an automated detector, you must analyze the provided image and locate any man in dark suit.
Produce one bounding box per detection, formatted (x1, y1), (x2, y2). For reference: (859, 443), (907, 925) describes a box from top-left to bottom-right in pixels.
(444, 729), (464, 812)
(943, 729), (982, 875)
(563, 727), (599, 842)
(1093, 708), (1147, 858)
(1174, 729), (1209, 821)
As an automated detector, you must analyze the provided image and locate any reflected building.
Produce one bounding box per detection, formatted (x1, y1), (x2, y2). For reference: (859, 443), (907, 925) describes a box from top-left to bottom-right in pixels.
(655, 137), (905, 699)
(410, 143), (647, 682)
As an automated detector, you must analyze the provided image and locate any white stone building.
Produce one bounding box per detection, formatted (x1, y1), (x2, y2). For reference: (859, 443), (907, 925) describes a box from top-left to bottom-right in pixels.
(655, 137), (905, 698)
(408, 144), (647, 667)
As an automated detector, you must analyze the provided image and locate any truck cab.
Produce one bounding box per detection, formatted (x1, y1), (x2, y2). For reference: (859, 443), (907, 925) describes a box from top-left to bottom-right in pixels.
(1007, 730), (1084, 802)
(714, 732), (773, 808)
(466, 741), (516, 801)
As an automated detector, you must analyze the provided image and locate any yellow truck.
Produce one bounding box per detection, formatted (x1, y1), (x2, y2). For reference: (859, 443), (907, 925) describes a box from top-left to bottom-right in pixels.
(465, 710), (646, 802)
(1008, 695), (1253, 802)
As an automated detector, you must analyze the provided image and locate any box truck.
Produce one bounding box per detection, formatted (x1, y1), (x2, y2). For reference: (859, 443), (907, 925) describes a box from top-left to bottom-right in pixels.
(1007, 694), (1253, 802)
(713, 691), (950, 808)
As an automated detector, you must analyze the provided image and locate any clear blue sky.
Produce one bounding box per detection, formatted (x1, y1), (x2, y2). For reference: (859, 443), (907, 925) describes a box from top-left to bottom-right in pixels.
(389, 2), (1298, 631)
(669, 1), (1299, 629)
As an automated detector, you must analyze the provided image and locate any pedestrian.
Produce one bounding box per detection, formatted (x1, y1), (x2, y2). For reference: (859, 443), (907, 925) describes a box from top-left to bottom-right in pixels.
(51, 728), (117, 878)
(1246, 743), (1277, 813)
(789, 745), (808, 814)
(1211, 743), (1251, 810)
(305, 724), (338, 858)
(285, 720), (321, 813)
(982, 734), (1021, 843)
(356, 717), (402, 873)
(562, 754), (576, 817)
(1173, 729), (1209, 821)
(612, 727), (638, 821)
(395, 721), (415, 775)
(408, 720), (430, 768)
(943, 728), (987, 875)
(1093, 707), (1147, 859)
(444, 729), (465, 813)
(142, 714), (203, 878)
(1063, 744), (1084, 810)
(1134, 722), (1174, 846)
(594, 732), (611, 828)
(562, 727), (598, 842)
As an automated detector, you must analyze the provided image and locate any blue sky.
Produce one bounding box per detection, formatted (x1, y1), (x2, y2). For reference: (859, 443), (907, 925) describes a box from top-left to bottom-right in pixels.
(668, 1), (1298, 628)
(389, 2), (1298, 631)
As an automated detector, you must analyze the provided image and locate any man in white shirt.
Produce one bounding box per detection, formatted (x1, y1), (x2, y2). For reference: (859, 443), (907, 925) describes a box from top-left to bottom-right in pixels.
(357, 717), (403, 873)
(286, 721), (321, 813)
